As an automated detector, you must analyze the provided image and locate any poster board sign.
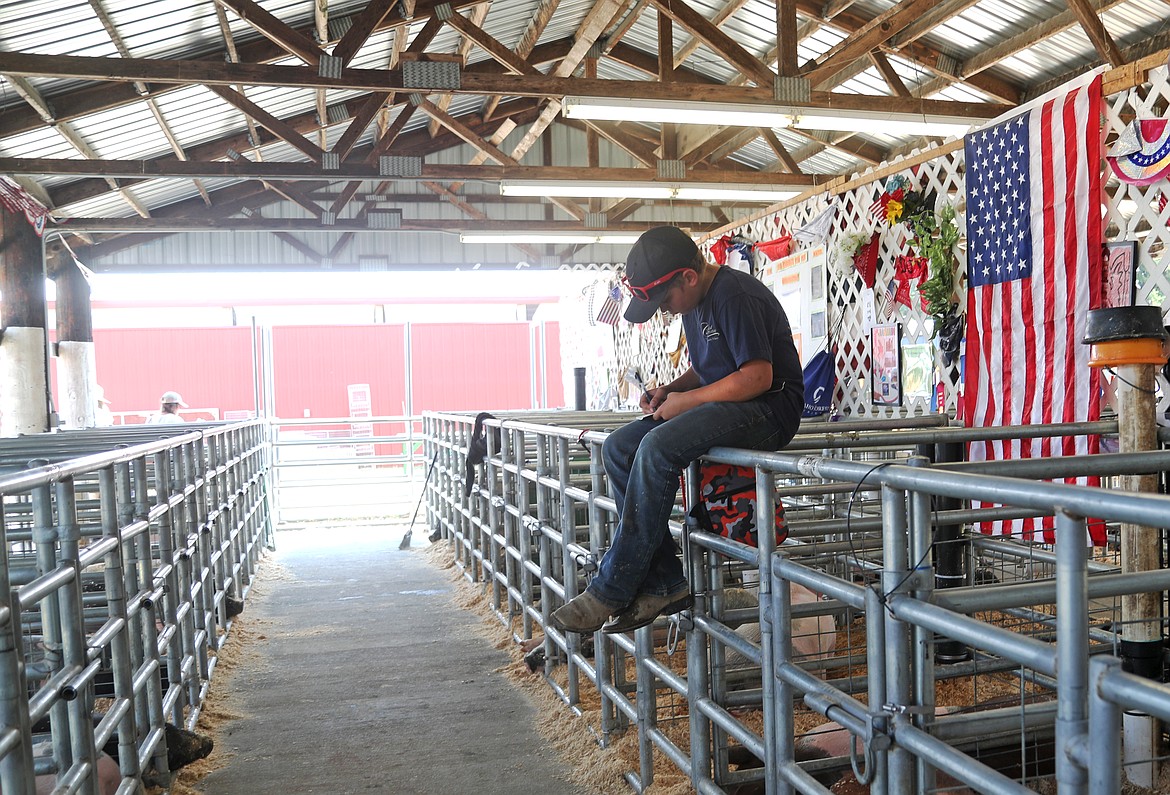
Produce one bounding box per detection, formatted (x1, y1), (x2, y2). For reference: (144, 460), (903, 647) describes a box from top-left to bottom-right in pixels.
(871, 323), (902, 406)
(758, 243), (828, 361)
(1102, 241), (1137, 308)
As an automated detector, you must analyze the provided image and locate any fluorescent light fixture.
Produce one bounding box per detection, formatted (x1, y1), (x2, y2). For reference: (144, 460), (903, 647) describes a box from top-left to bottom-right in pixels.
(562, 96), (977, 138)
(562, 97), (794, 128)
(500, 180), (800, 202)
(460, 232), (644, 245)
(788, 109), (973, 138)
(501, 181), (674, 200)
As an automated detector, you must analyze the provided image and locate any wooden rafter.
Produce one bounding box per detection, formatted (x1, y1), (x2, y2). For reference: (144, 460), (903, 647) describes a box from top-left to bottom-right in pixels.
(443, 8), (539, 75)
(759, 129), (802, 174)
(46, 98), (541, 210)
(868, 50), (912, 98)
(6, 158), (822, 186)
(208, 85), (325, 161)
(415, 98), (520, 165)
(916, 0), (1129, 98)
(224, 148), (324, 217)
(0, 51), (1006, 120)
(673, 0), (752, 68)
(482, 0), (560, 119)
(776, 0), (799, 78)
(1064, 0), (1124, 67)
(60, 217), (690, 232)
(87, 0), (213, 206)
(801, 0), (942, 89)
(809, 0), (1022, 102)
(648, 0), (775, 88)
(570, 120), (659, 166)
(428, 2), (492, 137)
(334, 0), (400, 66)
(0, 75), (151, 218)
(212, 0), (324, 65)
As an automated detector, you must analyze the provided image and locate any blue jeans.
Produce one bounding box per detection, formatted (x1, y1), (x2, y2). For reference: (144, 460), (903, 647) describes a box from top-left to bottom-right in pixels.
(586, 393), (800, 609)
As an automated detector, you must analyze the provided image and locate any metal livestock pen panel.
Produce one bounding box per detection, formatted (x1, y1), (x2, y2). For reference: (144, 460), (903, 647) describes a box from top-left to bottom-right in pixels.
(0, 421), (272, 795)
(423, 410), (1170, 795)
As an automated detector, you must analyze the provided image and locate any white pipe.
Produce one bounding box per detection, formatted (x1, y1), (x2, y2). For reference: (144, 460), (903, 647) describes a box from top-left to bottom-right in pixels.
(57, 340), (97, 429)
(0, 326), (49, 435)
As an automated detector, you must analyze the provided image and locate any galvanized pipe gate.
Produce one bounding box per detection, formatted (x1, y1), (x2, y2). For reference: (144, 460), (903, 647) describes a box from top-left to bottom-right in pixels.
(0, 421), (272, 795)
(424, 410), (1170, 795)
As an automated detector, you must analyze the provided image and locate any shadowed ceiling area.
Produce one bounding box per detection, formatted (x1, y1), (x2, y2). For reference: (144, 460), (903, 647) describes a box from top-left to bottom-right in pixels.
(0, 0), (1166, 269)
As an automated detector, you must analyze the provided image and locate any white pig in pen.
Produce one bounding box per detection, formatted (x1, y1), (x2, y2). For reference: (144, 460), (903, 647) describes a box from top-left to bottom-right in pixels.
(718, 586), (838, 669)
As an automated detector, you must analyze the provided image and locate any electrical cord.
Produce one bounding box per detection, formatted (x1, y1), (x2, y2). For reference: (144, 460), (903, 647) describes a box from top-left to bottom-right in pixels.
(1104, 366), (1159, 395)
(843, 460), (942, 614)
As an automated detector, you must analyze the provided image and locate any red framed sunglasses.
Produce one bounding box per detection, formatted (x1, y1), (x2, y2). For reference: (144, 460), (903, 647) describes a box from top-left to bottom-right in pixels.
(621, 267), (690, 301)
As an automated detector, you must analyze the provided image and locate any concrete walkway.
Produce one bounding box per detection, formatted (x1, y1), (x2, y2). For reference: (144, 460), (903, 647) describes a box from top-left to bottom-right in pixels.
(196, 525), (586, 795)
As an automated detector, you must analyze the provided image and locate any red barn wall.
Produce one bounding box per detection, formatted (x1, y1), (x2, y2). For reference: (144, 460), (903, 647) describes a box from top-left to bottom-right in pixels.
(69, 322), (563, 420)
(271, 325), (408, 419)
(91, 327), (257, 419)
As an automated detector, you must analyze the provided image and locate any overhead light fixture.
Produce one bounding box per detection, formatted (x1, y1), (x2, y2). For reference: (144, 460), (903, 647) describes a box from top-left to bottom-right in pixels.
(562, 96), (976, 138)
(499, 180), (800, 202)
(787, 108), (973, 138)
(562, 97), (794, 128)
(460, 232), (644, 245)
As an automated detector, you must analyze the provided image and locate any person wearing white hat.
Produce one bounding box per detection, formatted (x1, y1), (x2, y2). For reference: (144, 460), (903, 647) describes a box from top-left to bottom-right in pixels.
(147, 390), (187, 425)
(94, 385), (114, 427)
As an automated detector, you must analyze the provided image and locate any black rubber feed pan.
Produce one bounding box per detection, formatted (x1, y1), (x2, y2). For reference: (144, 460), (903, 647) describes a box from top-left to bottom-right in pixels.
(1083, 306), (1166, 343)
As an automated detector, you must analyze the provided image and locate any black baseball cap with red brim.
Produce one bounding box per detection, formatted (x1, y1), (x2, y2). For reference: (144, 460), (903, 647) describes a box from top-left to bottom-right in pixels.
(622, 226), (698, 324)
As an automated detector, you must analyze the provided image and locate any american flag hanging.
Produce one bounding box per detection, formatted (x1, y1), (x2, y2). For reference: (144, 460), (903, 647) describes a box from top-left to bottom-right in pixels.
(595, 283), (623, 326)
(962, 70), (1105, 544)
(877, 280), (898, 323)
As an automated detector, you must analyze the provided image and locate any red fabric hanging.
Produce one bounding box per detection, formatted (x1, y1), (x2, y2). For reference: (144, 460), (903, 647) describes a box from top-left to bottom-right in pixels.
(755, 234), (792, 262)
(710, 235), (732, 265)
(853, 232), (880, 288)
(893, 254), (929, 309)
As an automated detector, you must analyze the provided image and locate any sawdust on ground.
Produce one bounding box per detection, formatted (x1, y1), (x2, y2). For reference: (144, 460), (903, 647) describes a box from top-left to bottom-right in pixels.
(143, 556), (278, 794)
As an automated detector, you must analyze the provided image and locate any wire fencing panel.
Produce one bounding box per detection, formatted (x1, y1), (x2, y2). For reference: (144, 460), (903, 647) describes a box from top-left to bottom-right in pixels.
(0, 422), (272, 794)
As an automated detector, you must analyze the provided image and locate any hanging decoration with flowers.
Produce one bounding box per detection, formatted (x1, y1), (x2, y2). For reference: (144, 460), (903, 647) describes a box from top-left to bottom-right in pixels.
(905, 202), (964, 365)
(870, 174), (936, 229)
(864, 173), (965, 364)
(837, 228), (880, 288)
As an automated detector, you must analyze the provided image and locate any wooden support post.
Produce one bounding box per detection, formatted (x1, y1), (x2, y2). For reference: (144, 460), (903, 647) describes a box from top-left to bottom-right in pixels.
(0, 207), (49, 435)
(1083, 306), (1167, 789)
(1116, 359), (1163, 788)
(49, 243), (99, 428)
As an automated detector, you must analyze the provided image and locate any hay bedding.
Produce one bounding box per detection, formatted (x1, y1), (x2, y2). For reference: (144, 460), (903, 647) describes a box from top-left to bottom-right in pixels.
(138, 559), (280, 795)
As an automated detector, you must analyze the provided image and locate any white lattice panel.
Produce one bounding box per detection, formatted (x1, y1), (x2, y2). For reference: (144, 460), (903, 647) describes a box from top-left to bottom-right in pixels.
(1104, 64), (1170, 417)
(577, 66), (1169, 419)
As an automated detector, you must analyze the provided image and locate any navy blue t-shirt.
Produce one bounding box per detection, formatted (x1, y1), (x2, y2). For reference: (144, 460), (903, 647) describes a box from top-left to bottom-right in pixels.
(681, 266), (804, 419)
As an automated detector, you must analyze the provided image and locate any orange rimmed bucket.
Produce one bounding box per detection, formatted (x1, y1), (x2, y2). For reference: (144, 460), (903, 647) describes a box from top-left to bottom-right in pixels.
(1083, 306), (1169, 368)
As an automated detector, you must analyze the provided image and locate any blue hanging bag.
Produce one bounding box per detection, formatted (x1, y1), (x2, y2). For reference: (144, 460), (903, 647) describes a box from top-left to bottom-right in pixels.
(802, 349), (836, 417)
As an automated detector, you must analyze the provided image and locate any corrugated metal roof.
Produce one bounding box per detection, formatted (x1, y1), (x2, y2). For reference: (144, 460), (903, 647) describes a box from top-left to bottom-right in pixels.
(0, 0), (1162, 268)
